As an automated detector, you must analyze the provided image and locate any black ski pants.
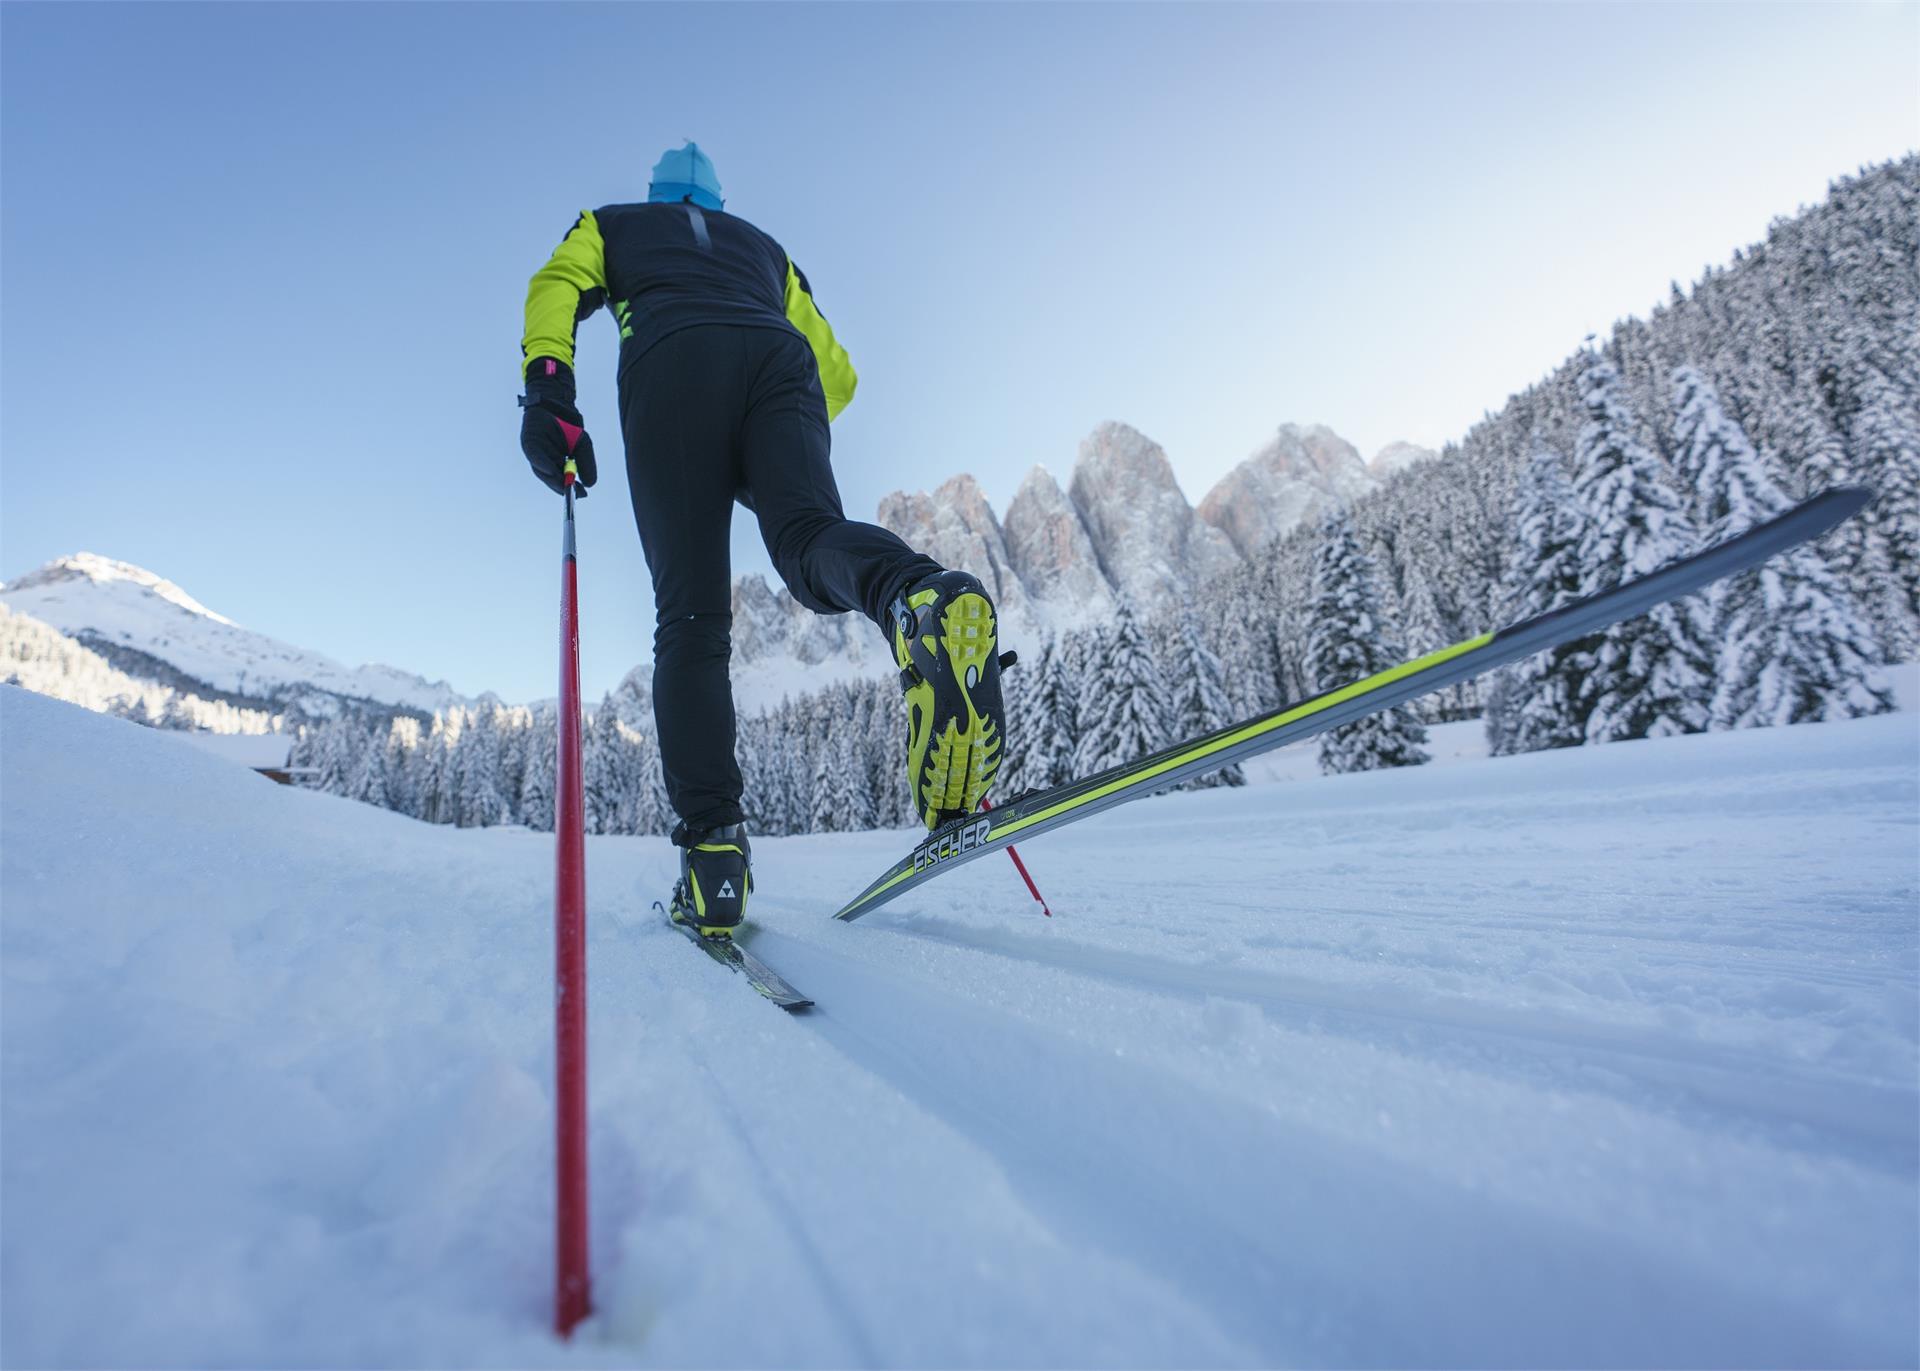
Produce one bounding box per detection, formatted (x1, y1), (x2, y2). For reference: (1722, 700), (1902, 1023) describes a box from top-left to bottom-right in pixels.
(620, 323), (939, 832)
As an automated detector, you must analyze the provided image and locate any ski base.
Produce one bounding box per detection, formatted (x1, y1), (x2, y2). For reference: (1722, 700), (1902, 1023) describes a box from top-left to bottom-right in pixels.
(655, 900), (813, 1010)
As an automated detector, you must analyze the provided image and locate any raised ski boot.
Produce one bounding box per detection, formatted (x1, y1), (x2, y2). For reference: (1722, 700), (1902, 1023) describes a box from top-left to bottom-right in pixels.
(667, 822), (752, 938)
(890, 570), (1007, 829)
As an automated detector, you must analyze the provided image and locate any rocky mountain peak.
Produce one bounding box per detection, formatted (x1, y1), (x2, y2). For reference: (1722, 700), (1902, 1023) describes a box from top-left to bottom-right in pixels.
(1069, 422), (1238, 614)
(877, 473), (1029, 623)
(1002, 465), (1115, 629)
(1197, 423), (1377, 558)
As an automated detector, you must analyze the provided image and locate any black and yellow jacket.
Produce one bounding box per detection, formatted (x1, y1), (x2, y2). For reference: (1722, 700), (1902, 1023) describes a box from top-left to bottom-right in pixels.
(522, 202), (858, 421)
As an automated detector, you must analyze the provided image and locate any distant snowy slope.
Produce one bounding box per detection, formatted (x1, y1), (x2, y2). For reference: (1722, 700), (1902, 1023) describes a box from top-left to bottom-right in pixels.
(3, 685), (1915, 1367)
(1, 553), (471, 716)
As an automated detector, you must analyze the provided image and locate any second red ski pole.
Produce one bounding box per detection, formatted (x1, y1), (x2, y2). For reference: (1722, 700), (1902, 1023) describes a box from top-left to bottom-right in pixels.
(982, 796), (1051, 917)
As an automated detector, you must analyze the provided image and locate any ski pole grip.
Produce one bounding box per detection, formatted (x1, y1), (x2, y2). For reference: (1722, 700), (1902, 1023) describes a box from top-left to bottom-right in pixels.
(562, 458), (579, 489)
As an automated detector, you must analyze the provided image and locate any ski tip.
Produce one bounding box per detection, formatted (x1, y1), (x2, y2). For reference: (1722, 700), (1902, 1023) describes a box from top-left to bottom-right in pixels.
(1809, 484), (1874, 527)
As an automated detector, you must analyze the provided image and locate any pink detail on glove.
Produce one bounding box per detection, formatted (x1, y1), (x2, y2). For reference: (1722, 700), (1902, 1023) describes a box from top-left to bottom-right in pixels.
(556, 418), (584, 454)
(545, 359), (557, 376)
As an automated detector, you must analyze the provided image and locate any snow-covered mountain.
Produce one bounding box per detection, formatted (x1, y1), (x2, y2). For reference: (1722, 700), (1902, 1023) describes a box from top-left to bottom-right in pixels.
(0, 553), (477, 724)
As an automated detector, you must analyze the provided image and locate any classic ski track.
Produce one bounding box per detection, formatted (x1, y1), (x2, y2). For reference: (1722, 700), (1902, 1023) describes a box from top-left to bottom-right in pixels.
(594, 915), (881, 1366)
(750, 926), (1885, 1368)
(803, 917), (1917, 1171)
(684, 1056), (882, 1369)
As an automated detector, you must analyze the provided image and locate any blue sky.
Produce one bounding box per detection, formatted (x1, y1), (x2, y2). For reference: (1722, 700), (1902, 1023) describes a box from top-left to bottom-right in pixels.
(2, 1), (1915, 703)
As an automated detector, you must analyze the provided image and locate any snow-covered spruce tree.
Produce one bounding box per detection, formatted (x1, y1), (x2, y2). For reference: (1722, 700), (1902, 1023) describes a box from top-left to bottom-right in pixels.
(1032, 636), (1082, 791)
(1207, 587), (1272, 717)
(999, 636), (1075, 796)
(1672, 367), (1785, 540)
(1485, 448), (1592, 755)
(380, 717), (421, 818)
(1671, 367), (1893, 727)
(625, 728), (671, 836)
(1391, 564), (1444, 722)
(454, 707), (507, 828)
(305, 717), (359, 796)
(1305, 509), (1429, 774)
(1842, 362), (1920, 652)
(761, 700), (804, 835)
(347, 722), (396, 808)
(1572, 358), (1713, 742)
(991, 651), (1031, 799)
(517, 710), (556, 832)
(1166, 613), (1244, 786)
(850, 683), (894, 828)
(1058, 624), (1103, 752)
(415, 714), (456, 824)
(580, 712), (624, 835)
(809, 715), (872, 833)
(492, 709), (531, 825)
(1071, 601), (1169, 777)
(736, 712), (775, 834)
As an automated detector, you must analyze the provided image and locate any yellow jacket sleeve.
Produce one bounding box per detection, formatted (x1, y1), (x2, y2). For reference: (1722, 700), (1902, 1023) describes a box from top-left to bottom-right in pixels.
(522, 211), (607, 373)
(784, 261), (858, 422)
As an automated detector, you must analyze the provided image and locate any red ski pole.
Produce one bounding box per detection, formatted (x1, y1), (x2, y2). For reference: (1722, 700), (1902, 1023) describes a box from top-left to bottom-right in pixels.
(981, 796), (1051, 917)
(553, 457), (591, 1338)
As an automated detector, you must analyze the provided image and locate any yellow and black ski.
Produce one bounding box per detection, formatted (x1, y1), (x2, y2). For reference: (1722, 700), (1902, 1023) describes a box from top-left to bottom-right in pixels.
(832, 486), (1873, 924)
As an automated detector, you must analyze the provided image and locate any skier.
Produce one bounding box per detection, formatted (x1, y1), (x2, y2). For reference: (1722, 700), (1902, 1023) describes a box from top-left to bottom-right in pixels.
(518, 142), (1006, 938)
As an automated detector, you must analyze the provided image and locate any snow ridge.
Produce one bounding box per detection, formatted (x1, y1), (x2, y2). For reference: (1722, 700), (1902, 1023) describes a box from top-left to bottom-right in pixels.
(4, 552), (235, 625)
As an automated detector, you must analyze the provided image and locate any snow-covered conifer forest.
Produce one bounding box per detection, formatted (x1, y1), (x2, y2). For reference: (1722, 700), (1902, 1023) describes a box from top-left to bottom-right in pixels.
(5, 159), (1916, 834)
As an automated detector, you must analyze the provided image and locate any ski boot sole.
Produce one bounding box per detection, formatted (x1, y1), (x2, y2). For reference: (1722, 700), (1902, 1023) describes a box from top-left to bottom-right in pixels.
(898, 582), (1005, 828)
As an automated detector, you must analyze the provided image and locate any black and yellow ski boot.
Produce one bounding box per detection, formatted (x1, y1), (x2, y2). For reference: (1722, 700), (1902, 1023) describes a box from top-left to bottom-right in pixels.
(667, 822), (752, 938)
(891, 570), (1007, 829)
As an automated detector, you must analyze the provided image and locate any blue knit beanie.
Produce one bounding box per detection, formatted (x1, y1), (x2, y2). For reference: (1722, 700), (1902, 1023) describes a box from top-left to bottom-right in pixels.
(647, 141), (724, 211)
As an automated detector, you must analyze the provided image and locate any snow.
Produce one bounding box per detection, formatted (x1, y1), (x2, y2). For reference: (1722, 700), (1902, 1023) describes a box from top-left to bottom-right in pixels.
(3, 684), (1915, 1367)
(11, 552), (239, 623)
(165, 728), (295, 769)
(1369, 440), (1436, 478)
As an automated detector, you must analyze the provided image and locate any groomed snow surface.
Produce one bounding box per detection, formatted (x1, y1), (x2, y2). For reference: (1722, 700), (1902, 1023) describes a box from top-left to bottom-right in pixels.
(2, 685), (1915, 1369)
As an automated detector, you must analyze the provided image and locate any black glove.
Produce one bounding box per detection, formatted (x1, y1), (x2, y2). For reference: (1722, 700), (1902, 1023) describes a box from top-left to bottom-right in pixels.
(519, 358), (599, 496)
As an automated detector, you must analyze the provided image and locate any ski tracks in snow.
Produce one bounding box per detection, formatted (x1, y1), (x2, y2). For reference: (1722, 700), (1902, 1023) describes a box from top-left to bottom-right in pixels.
(752, 917), (1908, 1367)
(721, 712), (1918, 1366)
(856, 914), (1917, 1170)
(5, 691), (1913, 1368)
